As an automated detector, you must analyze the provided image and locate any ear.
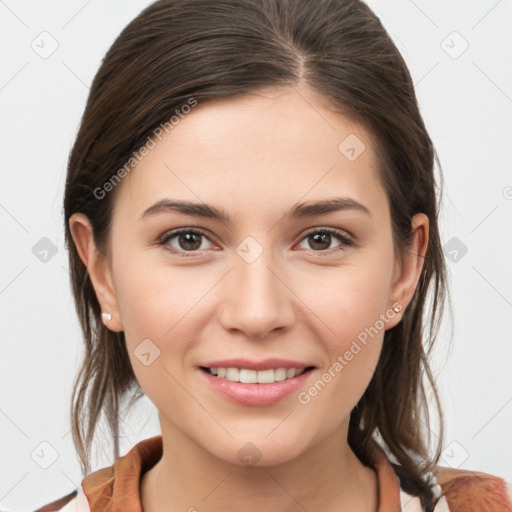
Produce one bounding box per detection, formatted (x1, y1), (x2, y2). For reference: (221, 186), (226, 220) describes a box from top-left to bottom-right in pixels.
(69, 213), (123, 332)
(386, 213), (429, 329)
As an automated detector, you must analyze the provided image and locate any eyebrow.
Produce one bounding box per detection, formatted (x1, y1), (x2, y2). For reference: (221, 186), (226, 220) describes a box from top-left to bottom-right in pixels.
(139, 197), (372, 223)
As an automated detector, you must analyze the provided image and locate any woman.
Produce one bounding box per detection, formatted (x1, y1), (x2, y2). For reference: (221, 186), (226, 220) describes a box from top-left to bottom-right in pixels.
(34, 0), (512, 510)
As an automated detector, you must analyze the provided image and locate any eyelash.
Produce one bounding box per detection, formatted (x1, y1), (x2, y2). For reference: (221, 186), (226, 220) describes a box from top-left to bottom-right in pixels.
(156, 227), (354, 258)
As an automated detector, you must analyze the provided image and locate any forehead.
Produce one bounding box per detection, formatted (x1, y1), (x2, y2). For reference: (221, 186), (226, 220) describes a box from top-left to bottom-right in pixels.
(115, 85), (388, 223)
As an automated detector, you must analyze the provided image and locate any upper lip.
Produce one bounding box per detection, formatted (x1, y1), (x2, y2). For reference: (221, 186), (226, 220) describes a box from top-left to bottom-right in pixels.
(199, 358), (315, 371)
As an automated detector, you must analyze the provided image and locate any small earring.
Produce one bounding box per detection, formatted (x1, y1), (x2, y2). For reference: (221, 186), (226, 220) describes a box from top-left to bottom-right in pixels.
(393, 305), (401, 313)
(101, 312), (112, 322)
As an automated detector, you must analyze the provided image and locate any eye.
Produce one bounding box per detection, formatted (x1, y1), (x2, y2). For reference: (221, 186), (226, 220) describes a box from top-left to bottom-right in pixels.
(157, 227), (354, 258)
(157, 228), (215, 257)
(297, 228), (354, 254)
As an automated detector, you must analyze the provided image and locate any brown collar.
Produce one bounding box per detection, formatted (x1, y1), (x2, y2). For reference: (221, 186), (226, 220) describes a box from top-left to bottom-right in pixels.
(81, 435), (403, 512)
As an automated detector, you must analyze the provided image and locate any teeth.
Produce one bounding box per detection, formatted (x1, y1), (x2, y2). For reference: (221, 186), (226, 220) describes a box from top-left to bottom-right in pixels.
(257, 369), (275, 384)
(273, 368), (287, 382)
(226, 367), (239, 381)
(240, 369), (257, 383)
(207, 367), (306, 383)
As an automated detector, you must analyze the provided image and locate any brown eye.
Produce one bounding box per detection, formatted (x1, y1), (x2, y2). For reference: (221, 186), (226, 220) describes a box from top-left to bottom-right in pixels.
(306, 232), (332, 251)
(176, 232), (203, 251)
(298, 228), (353, 253)
(158, 229), (214, 256)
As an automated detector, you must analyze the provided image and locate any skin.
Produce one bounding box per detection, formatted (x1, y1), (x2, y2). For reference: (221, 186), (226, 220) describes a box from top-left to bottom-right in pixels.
(70, 84), (428, 512)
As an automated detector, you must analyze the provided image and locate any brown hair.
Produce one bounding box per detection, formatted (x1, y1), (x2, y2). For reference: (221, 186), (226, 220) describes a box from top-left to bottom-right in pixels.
(63, 0), (450, 509)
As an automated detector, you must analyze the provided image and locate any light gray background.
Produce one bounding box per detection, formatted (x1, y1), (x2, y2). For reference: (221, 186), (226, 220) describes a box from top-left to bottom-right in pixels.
(1, 1), (511, 510)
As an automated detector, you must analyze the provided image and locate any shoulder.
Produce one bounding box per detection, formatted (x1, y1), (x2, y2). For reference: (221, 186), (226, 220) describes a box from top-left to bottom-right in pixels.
(33, 489), (91, 512)
(435, 465), (512, 512)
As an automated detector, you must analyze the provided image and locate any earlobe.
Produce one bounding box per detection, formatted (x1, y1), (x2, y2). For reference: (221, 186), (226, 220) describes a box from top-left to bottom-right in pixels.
(68, 213), (123, 332)
(386, 213), (429, 329)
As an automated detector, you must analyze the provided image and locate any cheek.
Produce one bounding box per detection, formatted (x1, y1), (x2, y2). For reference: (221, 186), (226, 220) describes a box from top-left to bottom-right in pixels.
(114, 268), (194, 406)
(112, 237), (210, 340)
(296, 281), (387, 418)
(292, 255), (393, 407)
(297, 337), (383, 428)
(296, 251), (394, 345)
(111, 250), (221, 397)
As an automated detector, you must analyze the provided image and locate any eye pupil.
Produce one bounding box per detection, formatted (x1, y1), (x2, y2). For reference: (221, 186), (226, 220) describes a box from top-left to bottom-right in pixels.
(309, 232), (331, 251)
(179, 232), (202, 251)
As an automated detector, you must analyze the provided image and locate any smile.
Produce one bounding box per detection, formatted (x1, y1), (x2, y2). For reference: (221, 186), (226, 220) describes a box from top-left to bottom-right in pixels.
(200, 366), (314, 384)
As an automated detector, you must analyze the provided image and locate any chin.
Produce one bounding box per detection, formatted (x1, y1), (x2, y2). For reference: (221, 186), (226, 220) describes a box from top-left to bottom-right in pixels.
(213, 436), (308, 469)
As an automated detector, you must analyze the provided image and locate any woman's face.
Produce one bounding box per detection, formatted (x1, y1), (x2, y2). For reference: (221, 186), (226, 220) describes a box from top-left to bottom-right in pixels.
(79, 85), (426, 466)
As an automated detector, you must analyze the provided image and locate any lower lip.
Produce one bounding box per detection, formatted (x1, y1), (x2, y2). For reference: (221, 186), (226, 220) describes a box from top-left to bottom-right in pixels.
(199, 368), (314, 406)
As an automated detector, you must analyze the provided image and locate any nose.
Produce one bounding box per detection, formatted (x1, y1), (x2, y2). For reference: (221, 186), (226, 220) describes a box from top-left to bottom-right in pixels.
(218, 249), (296, 340)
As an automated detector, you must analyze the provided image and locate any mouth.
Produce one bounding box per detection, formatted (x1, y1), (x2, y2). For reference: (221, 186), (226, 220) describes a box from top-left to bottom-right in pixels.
(199, 366), (315, 384)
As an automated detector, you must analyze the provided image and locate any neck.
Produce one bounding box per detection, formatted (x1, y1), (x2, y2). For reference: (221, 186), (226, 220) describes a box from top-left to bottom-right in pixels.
(141, 419), (378, 512)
